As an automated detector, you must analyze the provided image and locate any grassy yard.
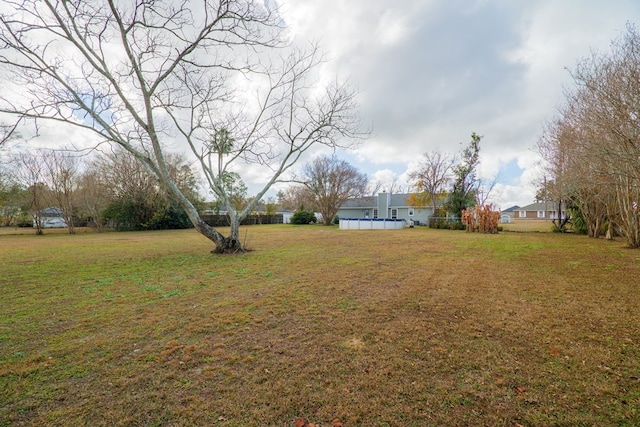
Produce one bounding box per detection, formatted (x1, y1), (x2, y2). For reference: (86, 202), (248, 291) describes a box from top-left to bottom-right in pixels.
(1, 225), (639, 426)
(500, 219), (556, 233)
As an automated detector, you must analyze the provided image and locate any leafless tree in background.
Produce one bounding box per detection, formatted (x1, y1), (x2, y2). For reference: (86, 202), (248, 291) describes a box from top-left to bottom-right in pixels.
(42, 150), (78, 234)
(407, 150), (455, 216)
(75, 169), (109, 232)
(300, 155), (369, 225)
(539, 23), (640, 246)
(277, 185), (313, 212)
(14, 151), (46, 234)
(367, 177), (401, 196)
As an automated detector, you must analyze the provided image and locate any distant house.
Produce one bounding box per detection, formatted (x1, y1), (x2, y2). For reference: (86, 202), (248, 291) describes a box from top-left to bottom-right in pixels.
(515, 202), (566, 220)
(336, 192), (435, 225)
(501, 205), (520, 219)
(36, 207), (68, 228)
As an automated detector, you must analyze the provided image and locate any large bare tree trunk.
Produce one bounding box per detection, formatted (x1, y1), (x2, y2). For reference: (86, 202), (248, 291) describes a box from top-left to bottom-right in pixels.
(175, 189), (243, 254)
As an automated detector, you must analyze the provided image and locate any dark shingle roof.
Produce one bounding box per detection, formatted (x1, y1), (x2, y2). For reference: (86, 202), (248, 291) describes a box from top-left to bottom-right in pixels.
(340, 196), (375, 208)
(502, 205), (520, 212)
(341, 193), (424, 209)
(519, 202), (553, 211)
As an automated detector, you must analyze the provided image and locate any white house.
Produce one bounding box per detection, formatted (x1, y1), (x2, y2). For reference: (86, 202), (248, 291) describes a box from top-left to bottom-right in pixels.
(36, 207), (68, 228)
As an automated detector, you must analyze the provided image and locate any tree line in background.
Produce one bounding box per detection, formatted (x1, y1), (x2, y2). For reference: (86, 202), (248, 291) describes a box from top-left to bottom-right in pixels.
(0, 148), (202, 234)
(538, 23), (640, 248)
(1, 131), (489, 235)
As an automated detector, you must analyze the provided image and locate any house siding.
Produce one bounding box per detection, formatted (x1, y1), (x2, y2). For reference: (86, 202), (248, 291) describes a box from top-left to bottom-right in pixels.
(516, 202), (563, 220)
(377, 192), (389, 219)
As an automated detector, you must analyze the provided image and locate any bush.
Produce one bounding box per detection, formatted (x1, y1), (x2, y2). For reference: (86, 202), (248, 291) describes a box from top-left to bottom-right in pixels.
(449, 221), (466, 230)
(429, 216), (464, 230)
(291, 209), (317, 225)
(103, 198), (194, 231)
(332, 215), (340, 225)
(145, 202), (193, 230)
(16, 214), (33, 228)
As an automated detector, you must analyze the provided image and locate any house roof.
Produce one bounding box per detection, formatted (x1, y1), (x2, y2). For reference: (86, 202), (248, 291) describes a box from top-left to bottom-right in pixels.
(389, 193), (414, 206)
(340, 193), (432, 209)
(502, 205), (520, 212)
(40, 207), (64, 216)
(518, 202), (556, 211)
(340, 196), (375, 208)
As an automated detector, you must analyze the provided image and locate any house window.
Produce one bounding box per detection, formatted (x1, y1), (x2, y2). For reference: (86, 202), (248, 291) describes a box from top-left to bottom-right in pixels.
(408, 208), (414, 216)
(391, 209), (398, 219)
(363, 210), (369, 218)
(537, 211), (545, 218)
(519, 210), (526, 218)
(373, 209), (378, 219)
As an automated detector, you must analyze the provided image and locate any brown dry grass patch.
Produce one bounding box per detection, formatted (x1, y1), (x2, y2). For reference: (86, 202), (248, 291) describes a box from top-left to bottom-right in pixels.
(1, 225), (639, 426)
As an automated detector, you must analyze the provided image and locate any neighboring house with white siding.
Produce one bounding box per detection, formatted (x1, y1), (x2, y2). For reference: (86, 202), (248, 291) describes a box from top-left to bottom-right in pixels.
(36, 207), (68, 228)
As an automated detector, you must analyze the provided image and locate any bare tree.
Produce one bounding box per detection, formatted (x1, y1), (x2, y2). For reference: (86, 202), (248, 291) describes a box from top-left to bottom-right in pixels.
(537, 118), (575, 232)
(277, 185), (313, 211)
(42, 150), (78, 234)
(0, 121), (20, 146)
(538, 23), (640, 246)
(0, 1), (365, 253)
(368, 175), (402, 196)
(75, 169), (109, 232)
(14, 151), (47, 234)
(407, 150), (455, 216)
(301, 155), (369, 225)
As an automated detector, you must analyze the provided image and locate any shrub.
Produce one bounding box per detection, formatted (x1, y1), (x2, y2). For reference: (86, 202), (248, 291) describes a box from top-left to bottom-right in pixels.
(291, 209), (317, 225)
(16, 214), (33, 228)
(429, 216), (464, 230)
(145, 202), (193, 230)
(449, 221), (466, 230)
(332, 215), (340, 225)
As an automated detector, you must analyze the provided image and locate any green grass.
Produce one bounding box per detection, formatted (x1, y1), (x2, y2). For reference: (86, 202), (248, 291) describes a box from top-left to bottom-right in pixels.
(501, 219), (556, 233)
(1, 225), (639, 426)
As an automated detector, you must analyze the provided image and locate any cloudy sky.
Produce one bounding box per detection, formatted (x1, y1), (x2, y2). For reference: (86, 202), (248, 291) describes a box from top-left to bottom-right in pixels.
(271, 0), (640, 208)
(2, 1), (638, 210)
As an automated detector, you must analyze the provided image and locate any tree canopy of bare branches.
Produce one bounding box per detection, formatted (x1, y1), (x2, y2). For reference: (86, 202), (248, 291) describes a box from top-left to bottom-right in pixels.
(300, 155), (369, 225)
(0, 0), (365, 252)
(538, 23), (640, 246)
(41, 149), (78, 234)
(407, 150), (454, 216)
